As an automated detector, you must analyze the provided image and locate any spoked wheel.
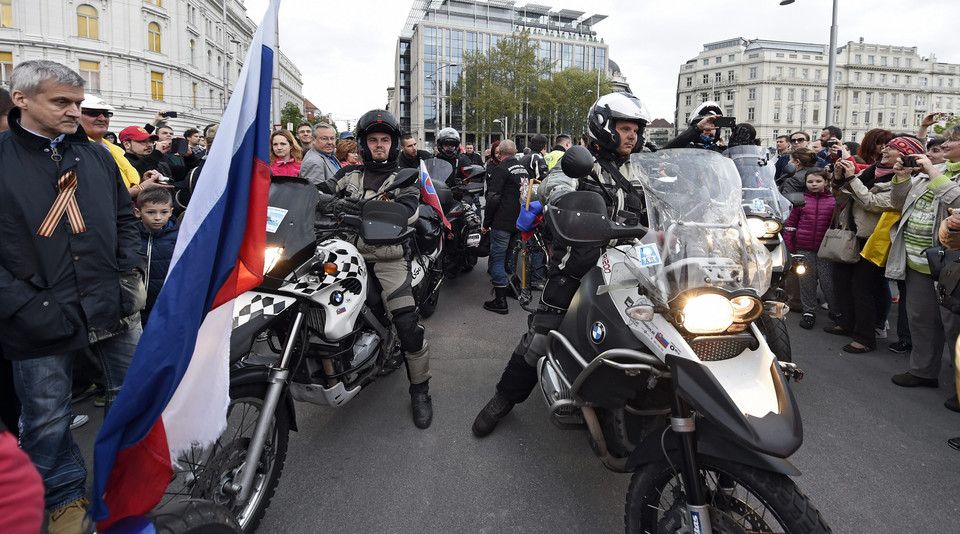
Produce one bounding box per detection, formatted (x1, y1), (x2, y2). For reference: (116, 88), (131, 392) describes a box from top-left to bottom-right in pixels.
(164, 383), (289, 533)
(625, 457), (831, 534)
(759, 314), (792, 363)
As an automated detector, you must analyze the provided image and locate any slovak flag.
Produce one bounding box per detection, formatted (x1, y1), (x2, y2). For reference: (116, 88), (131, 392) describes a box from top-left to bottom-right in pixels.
(420, 160), (451, 229)
(91, 0), (279, 526)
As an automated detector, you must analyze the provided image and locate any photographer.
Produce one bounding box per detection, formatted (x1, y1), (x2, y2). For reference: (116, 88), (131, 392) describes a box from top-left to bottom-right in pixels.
(886, 130), (960, 404)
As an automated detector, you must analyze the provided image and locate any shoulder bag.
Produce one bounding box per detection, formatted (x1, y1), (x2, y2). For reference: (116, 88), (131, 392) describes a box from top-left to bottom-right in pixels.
(818, 200), (860, 264)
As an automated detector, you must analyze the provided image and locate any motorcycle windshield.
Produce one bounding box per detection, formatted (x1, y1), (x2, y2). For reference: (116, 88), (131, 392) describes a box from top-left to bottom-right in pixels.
(263, 176), (320, 282)
(723, 145), (791, 222)
(625, 149), (772, 303)
(423, 157), (454, 185)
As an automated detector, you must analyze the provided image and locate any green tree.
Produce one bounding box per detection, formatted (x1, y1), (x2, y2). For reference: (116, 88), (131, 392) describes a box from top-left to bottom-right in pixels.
(536, 68), (612, 137)
(279, 101), (304, 130)
(450, 30), (549, 142)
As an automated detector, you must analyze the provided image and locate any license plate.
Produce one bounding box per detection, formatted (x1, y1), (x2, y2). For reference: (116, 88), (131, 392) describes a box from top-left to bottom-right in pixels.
(467, 233), (481, 247)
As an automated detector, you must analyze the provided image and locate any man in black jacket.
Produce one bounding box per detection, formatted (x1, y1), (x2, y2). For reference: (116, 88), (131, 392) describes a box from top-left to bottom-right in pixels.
(0, 60), (143, 533)
(482, 140), (525, 314)
(398, 133), (432, 169)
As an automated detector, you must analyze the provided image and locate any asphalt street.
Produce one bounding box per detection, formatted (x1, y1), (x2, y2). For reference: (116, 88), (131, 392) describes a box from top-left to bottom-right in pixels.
(72, 257), (960, 533)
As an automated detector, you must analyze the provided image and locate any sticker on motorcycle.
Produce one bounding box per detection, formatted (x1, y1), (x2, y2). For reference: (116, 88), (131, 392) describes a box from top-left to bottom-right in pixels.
(467, 233), (482, 247)
(590, 322), (606, 344)
(655, 331), (670, 348)
(752, 198), (768, 213)
(336, 306), (347, 315)
(266, 207), (288, 233)
(638, 244), (662, 266)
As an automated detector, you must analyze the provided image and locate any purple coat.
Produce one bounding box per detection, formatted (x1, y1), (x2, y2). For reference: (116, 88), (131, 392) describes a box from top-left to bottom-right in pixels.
(784, 190), (836, 252)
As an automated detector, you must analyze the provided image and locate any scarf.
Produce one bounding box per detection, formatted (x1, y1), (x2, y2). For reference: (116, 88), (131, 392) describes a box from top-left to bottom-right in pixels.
(944, 160), (960, 180)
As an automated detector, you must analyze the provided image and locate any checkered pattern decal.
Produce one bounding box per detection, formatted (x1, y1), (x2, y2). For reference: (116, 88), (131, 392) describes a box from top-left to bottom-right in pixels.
(233, 292), (296, 328)
(278, 239), (366, 299)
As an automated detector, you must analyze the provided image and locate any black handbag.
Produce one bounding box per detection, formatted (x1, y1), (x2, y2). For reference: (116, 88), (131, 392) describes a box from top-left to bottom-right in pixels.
(924, 245), (960, 314)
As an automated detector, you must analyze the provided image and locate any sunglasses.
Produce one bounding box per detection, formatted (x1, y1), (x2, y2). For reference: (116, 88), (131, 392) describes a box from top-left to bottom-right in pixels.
(790, 138), (806, 143)
(81, 109), (113, 118)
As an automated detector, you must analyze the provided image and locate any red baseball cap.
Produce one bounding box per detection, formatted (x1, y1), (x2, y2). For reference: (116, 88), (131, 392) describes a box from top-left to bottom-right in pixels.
(119, 126), (159, 143)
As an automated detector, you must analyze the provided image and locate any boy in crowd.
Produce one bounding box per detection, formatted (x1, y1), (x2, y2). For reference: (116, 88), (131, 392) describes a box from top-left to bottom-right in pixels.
(135, 188), (179, 325)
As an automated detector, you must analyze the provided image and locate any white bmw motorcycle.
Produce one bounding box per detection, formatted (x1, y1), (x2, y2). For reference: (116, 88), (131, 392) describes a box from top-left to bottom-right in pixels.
(538, 148), (831, 534)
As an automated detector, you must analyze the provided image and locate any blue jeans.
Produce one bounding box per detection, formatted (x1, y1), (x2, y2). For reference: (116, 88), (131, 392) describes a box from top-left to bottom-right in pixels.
(488, 229), (518, 287)
(12, 324), (141, 509)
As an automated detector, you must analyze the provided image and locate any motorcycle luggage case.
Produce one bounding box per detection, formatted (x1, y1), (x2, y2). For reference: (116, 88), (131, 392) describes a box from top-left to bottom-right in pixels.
(415, 204), (443, 254)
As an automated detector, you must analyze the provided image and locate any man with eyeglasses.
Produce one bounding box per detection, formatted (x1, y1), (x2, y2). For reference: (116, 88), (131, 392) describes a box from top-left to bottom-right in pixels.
(789, 131), (828, 167)
(81, 95), (165, 200)
(300, 122), (341, 188)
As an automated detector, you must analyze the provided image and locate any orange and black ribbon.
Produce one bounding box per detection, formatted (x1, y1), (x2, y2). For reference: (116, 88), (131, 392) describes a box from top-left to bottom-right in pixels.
(37, 170), (86, 237)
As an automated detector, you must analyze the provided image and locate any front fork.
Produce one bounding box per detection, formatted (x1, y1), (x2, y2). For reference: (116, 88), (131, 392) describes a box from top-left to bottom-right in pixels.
(670, 391), (714, 534)
(227, 310), (303, 501)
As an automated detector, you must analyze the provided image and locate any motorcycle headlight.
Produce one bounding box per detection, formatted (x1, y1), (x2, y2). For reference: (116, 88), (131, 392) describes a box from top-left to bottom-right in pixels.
(746, 217), (782, 239)
(681, 293), (734, 334)
(731, 295), (763, 323)
(264, 247), (284, 275)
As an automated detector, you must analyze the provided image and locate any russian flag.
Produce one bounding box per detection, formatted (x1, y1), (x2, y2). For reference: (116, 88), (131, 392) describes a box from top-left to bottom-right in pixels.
(420, 160), (451, 229)
(91, 0), (280, 526)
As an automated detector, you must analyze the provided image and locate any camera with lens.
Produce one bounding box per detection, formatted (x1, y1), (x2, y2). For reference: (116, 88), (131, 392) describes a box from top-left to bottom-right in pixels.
(156, 174), (174, 185)
(824, 163), (835, 174)
(825, 141), (838, 148)
(901, 156), (920, 168)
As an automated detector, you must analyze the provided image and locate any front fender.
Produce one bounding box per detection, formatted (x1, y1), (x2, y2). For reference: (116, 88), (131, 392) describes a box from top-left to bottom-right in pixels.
(624, 419), (800, 476)
(230, 364), (298, 433)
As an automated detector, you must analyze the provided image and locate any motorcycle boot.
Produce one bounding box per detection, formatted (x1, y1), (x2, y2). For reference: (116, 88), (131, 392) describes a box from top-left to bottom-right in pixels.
(483, 286), (509, 314)
(472, 391), (514, 437)
(409, 379), (433, 429)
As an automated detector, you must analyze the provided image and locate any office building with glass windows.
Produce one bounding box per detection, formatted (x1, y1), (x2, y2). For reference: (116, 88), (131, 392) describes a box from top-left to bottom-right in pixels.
(677, 37), (960, 145)
(393, 0), (612, 149)
(0, 0), (303, 132)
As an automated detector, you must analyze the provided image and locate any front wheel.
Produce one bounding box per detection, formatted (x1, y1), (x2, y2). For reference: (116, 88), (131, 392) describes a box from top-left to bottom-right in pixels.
(625, 457), (831, 534)
(759, 314), (792, 362)
(166, 383), (290, 533)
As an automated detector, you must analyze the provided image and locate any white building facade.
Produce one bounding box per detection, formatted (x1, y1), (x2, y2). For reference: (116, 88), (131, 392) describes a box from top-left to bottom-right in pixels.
(0, 0), (303, 133)
(676, 38), (960, 145)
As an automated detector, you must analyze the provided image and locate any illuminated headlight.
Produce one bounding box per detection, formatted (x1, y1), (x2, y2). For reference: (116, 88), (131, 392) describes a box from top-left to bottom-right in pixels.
(681, 294), (734, 334)
(264, 247), (284, 275)
(731, 295), (763, 323)
(747, 217), (782, 239)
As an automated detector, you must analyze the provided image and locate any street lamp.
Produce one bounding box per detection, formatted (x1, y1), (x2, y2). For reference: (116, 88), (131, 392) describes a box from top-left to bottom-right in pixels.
(426, 62), (458, 138)
(781, 0), (838, 128)
(493, 117), (507, 140)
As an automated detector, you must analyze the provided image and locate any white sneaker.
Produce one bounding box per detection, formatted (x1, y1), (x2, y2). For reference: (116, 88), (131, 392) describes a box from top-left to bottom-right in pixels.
(69, 414), (89, 430)
(875, 320), (889, 340)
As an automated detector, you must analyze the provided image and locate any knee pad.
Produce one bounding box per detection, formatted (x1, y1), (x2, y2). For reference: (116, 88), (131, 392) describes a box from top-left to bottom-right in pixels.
(392, 307), (424, 353)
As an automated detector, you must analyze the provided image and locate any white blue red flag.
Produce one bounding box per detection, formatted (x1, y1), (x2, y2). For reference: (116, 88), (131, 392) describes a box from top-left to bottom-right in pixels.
(91, 0), (279, 526)
(420, 160), (451, 229)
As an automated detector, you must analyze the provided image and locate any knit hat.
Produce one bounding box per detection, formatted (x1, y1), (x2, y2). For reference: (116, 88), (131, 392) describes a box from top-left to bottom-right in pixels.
(886, 136), (925, 156)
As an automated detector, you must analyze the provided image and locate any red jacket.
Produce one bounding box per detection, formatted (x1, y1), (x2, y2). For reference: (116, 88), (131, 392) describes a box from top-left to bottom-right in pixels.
(784, 190), (836, 252)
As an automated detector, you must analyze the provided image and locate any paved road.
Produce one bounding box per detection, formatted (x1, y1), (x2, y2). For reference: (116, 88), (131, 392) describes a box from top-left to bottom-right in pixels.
(74, 257), (960, 533)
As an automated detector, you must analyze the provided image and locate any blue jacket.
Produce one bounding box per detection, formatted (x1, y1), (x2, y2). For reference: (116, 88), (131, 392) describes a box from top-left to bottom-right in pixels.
(138, 218), (179, 316)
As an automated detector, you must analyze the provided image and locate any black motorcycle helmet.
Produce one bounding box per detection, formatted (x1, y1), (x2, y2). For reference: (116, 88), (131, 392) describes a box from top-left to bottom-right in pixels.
(587, 92), (651, 162)
(436, 127), (461, 159)
(688, 100), (723, 128)
(356, 109), (402, 167)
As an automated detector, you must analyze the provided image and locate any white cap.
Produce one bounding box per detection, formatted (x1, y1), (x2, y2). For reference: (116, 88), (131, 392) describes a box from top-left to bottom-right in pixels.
(81, 94), (114, 111)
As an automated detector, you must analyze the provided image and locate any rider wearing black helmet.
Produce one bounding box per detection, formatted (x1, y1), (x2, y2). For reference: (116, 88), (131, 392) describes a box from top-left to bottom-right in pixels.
(435, 127), (473, 185)
(472, 91), (652, 437)
(317, 109), (434, 428)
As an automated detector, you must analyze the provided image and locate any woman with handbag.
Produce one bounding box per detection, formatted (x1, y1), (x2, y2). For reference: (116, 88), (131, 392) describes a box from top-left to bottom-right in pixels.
(825, 138), (905, 352)
(885, 128), (960, 404)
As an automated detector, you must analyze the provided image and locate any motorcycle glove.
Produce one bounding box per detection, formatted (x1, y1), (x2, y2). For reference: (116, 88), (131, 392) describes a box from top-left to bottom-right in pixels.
(318, 194), (362, 217)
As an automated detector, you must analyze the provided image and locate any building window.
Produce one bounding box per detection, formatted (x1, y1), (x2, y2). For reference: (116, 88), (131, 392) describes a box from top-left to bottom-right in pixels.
(881, 56), (887, 66)
(192, 82), (197, 108)
(0, 51), (13, 85)
(702, 74), (708, 84)
(150, 71), (163, 100)
(802, 68), (808, 79)
(703, 58), (709, 66)
(748, 88), (756, 100)
(854, 72), (860, 82)
(801, 89), (807, 101)
(686, 76), (692, 87)
(815, 69), (822, 80)
(919, 76), (928, 87)
(0, 0), (11, 28)
(787, 107), (794, 122)
(728, 54), (735, 62)
(715, 56), (721, 64)
(776, 67), (783, 77)
(855, 54), (861, 64)
(774, 88), (781, 100)
(685, 95), (691, 105)
(78, 60), (99, 91)
(905, 75), (911, 85)
(813, 109), (820, 123)
(148, 22), (161, 53)
(868, 55), (875, 65)
(788, 89), (795, 101)
(189, 40), (195, 65)
(853, 91), (859, 103)
(906, 58), (912, 67)
(713, 91), (721, 102)
(893, 57), (900, 67)
(866, 92), (872, 105)
(814, 90), (821, 101)
(146, 0), (162, 6)
(715, 72), (722, 83)
(77, 5), (98, 39)
(727, 70), (734, 82)
(789, 67), (796, 78)
(749, 67), (757, 79)
(867, 73), (874, 82)
(891, 94), (897, 105)
(774, 107), (780, 121)
(852, 111), (858, 124)
(726, 90), (734, 101)
(880, 74), (886, 83)
(892, 74), (898, 83)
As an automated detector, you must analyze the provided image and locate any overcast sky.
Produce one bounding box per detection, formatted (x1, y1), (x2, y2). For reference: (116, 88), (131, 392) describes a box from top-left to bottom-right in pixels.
(243, 0), (956, 130)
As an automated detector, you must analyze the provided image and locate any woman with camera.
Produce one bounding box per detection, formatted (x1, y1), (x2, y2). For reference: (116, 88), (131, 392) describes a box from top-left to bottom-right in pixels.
(824, 138), (909, 352)
(885, 129), (960, 406)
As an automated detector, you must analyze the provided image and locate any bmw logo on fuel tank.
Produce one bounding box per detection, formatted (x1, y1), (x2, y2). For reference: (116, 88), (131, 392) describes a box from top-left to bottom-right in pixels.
(590, 322), (605, 344)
